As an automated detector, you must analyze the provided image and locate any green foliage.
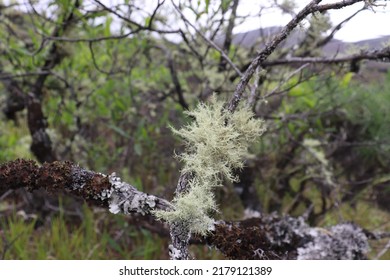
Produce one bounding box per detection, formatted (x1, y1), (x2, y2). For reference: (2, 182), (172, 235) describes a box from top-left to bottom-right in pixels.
(0, 120), (32, 162)
(341, 80), (390, 160)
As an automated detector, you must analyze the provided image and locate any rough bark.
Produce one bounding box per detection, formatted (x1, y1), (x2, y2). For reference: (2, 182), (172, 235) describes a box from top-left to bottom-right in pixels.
(0, 159), (172, 215)
(168, 172), (194, 260)
(203, 215), (370, 260)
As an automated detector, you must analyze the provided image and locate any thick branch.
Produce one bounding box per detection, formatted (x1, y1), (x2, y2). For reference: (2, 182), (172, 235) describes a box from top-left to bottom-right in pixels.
(25, 1), (81, 163)
(27, 93), (57, 163)
(204, 215), (370, 260)
(0, 159), (172, 215)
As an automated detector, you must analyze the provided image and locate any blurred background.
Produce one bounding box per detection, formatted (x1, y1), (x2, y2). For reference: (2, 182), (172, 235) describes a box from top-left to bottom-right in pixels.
(0, 0), (390, 259)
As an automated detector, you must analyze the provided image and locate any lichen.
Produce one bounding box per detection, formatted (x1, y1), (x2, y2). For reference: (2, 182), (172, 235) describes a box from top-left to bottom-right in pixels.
(155, 97), (266, 235)
(107, 172), (158, 215)
(168, 244), (183, 259)
(297, 223), (369, 260)
(172, 98), (265, 182)
(303, 138), (335, 187)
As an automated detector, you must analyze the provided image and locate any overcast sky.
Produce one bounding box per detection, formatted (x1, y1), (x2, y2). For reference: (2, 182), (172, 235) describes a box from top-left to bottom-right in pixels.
(7, 0), (390, 42)
(234, 0), (390, 42)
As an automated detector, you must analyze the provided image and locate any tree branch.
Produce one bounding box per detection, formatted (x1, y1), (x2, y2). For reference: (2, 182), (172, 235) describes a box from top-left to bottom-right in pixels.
(168, 172), (194, 260)
(93, 0), (178, 34)
(227, 0), (366, 112)
(0, 159), (172, 215)
(218, 0), (240, 72)
(262, 46), (390, 66)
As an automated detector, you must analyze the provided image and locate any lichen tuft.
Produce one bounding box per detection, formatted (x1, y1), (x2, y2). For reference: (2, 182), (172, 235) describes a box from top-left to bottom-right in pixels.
(155, 97), (266, 235)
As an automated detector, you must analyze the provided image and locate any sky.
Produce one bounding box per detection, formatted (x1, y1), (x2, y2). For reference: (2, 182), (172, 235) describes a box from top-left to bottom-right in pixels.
(5, 0), (390, 42)
(234, 0), (390, 42)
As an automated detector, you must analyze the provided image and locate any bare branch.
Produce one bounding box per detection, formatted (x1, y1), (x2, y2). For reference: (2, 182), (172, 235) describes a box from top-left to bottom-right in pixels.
(263, 47), (390, 66)
(41, 31), (137, 43)
(228, 0), (323, 112)
(316, 0), (364, 12)
(315, 7), (366, 49)
(171, 0), (242, 77)
(93, 0), (179, 34)
(218, 0), (240, 71)
(263, 63), (310, 99)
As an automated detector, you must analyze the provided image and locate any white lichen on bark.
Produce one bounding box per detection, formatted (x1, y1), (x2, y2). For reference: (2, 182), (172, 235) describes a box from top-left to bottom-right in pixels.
(297, 223), (369, 260)
(105, 172), (168, 215)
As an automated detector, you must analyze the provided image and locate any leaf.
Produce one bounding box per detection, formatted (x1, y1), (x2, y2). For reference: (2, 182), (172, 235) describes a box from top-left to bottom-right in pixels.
(303, 138), (321, 147)
(221, 0), (231, 12)
(303, 96), (315, 108)
(134, 143), (143, 156)
(372, 175), (390, 186)
(108, 124), (131, 139)
(340, 72), (354, 88)
(205, 0), (210, 12)
(145, 16), (151, 27)
(104, 16), (112, 37)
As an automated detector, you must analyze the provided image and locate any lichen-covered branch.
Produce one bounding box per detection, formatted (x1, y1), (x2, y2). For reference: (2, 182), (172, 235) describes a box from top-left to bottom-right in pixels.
(166, 172), (194, 259)
(0, 159), (173, 215)
(203, 215), (370, 260)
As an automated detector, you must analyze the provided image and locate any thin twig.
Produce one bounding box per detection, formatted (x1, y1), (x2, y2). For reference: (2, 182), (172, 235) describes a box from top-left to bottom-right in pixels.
(263, 47), (390, 66)
(247, 66), (262, 108)
(264, 63), (310, 99)
(375, 239), (390, 259)
(93, 0), (178, 34)
(171, 0), (242, 77)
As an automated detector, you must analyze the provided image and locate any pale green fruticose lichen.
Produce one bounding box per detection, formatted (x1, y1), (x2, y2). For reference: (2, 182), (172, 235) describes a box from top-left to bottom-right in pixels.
(303, 138), (335, 187)
(154, 98), (266, 235)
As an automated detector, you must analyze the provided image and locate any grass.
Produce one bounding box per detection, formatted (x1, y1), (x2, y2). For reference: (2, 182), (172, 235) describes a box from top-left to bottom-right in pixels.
(0, 200), (226, 260)
(0, 203), (170, 260)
